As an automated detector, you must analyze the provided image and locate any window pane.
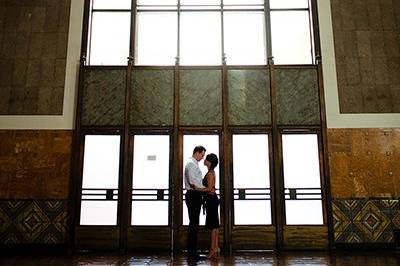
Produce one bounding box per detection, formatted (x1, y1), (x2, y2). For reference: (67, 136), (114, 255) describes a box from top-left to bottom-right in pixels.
(89, 12), (130, 65)
(233, 134), (269, 188)
(132, 135), (170, 188)
(82, 135), (120, 189)
(270, 0), (308, 9)
(181, 0), (220, 5)
(282, 134), (321, 188)
(137, 0), (177, 4)
(80, 201), (118, 225)
(180, 12), (221, 65)
(131, 201), (168, 225)
(224, 0), (264, 4)
(271, 11), (312, 64)
(285, 200), (323, 224)
(92, 0), (131, 9)
(234, 200), (271, 225)
(224, 12), (266, 65)
(136, 12), (177, 65)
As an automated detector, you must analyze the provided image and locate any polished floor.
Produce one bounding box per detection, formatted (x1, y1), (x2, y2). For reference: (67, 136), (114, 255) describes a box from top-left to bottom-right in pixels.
(1, 251), (400, 266)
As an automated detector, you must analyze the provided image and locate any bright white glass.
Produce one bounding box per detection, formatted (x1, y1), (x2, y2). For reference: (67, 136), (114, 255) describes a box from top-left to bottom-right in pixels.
(80, 201), (118, 225)
(131, 201), (168, 225)
(183, 135), (220, 187)
(132, 135), (170, 188)
(182, 135), (220, 226)
(89, 12), (130, 65)
(224, 0), (264, 4)
(224, 12), (266, 65)
(180, 12), (221, 65)
(136, 12), (177, 65)
(137, 0), (177, 4)
(285, 200), (323, 225)
(269, 0), (308, 9)
(282, 134), (321, 188)
(233, 135), (270, 188)
(270, 11), (313, 64)
(234, 200), (271, 225)
(82, 135), (120, 189)
(181, 0), (220, 5)
(92, 0), (131, 9)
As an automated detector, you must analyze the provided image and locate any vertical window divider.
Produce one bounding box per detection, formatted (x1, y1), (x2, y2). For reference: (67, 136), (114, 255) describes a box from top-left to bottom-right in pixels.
(311, 0), (334, 248)
(171, 52), (181, 252)
(119, 0), (136, 248)
(264, 0), (273, 65)
(221, 41), (231, 253)
(70, 0), (92, 251)
(176, 0), (181, 65)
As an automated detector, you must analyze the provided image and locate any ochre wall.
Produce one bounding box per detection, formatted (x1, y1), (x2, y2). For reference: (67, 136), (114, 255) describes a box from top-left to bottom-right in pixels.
(328, 128), (400, 198)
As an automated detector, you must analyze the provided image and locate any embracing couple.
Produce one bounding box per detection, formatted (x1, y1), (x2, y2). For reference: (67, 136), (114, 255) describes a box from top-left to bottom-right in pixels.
(184, 145), (220, 260)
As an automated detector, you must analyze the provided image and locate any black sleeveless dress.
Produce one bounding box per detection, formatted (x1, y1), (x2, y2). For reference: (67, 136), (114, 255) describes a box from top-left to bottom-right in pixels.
(202, 172), (220, 229)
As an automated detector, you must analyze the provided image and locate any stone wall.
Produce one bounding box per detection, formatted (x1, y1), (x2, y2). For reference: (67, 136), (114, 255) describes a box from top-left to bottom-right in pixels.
(0, 0), (71, 115)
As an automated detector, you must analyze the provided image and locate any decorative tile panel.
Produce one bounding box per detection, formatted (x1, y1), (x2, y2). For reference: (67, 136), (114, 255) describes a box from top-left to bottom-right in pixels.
(227, 69), (271, 125)
(180, 69), (222, 126)
(81, 68), (125, 126)
(275, 68), (320, 125)
(0, 200), (68, 244)
(130, 69), (174, 126)
(332, 198), (400, 244)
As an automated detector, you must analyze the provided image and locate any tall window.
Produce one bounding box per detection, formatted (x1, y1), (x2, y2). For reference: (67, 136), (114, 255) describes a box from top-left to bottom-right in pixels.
(233, 134), (272, 225)
(87, 0), (131, 65)
(80, 135), (121, 225)
(131, 135), (170, 226)
(86, 0), (315, 66)
(282, 134), (323, 225)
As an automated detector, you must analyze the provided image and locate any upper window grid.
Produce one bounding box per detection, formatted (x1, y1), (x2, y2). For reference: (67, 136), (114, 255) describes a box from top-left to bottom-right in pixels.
(86, 0), (314, 66)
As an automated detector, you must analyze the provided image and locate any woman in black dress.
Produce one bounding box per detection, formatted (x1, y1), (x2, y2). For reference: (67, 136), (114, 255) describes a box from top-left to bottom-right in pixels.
(197, 153), (220, 258)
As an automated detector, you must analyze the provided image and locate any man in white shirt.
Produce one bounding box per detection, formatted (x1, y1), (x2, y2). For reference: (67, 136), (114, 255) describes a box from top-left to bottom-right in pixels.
(184, 145), (206, 259)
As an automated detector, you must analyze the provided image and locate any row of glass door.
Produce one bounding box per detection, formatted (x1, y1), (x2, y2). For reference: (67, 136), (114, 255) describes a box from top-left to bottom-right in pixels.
(75, 131), (326, 250)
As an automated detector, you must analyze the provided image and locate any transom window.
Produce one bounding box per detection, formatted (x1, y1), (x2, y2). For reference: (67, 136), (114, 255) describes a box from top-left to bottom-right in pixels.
(86, 0), (314, 65)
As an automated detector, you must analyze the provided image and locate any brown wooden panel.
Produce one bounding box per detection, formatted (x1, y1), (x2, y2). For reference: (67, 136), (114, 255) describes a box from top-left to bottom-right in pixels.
(127, 227), (171, 250)
(232, 226), (276, 250)
(283, 226), (328, 250)
(75, 226), (119, 250)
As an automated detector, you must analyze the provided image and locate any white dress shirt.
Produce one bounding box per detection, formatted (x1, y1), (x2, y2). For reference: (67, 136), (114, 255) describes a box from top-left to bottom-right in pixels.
(184, 157), (205, 190)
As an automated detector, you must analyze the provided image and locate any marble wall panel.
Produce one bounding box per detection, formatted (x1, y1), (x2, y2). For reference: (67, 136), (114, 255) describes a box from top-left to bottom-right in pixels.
(179, 69), (222, 126)
(130, 69), (174, 126)
(227, 69), (271, 125)
(275, 68), (320, 125)
(328, 128), (400, 198)
(0, 130), (72, 199)
(81, 68), (125, 126)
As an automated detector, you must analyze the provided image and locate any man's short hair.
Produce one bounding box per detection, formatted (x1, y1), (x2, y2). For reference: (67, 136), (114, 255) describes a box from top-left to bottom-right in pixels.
(193, 145), (206, 154)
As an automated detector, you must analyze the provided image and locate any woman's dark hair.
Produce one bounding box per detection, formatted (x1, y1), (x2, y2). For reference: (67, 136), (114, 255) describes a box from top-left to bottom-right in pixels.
(206, 153), (218, 170)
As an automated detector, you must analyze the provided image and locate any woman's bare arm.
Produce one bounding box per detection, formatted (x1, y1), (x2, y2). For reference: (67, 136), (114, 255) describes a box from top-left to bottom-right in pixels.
(196, 172), (215, 193)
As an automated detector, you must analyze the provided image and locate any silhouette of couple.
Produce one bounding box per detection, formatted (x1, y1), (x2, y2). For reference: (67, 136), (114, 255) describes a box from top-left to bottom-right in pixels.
(184, 146), (220, 260)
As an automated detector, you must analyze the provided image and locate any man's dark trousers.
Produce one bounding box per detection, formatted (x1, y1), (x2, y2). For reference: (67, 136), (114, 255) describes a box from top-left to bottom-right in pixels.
(185, 190), (203, 257)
